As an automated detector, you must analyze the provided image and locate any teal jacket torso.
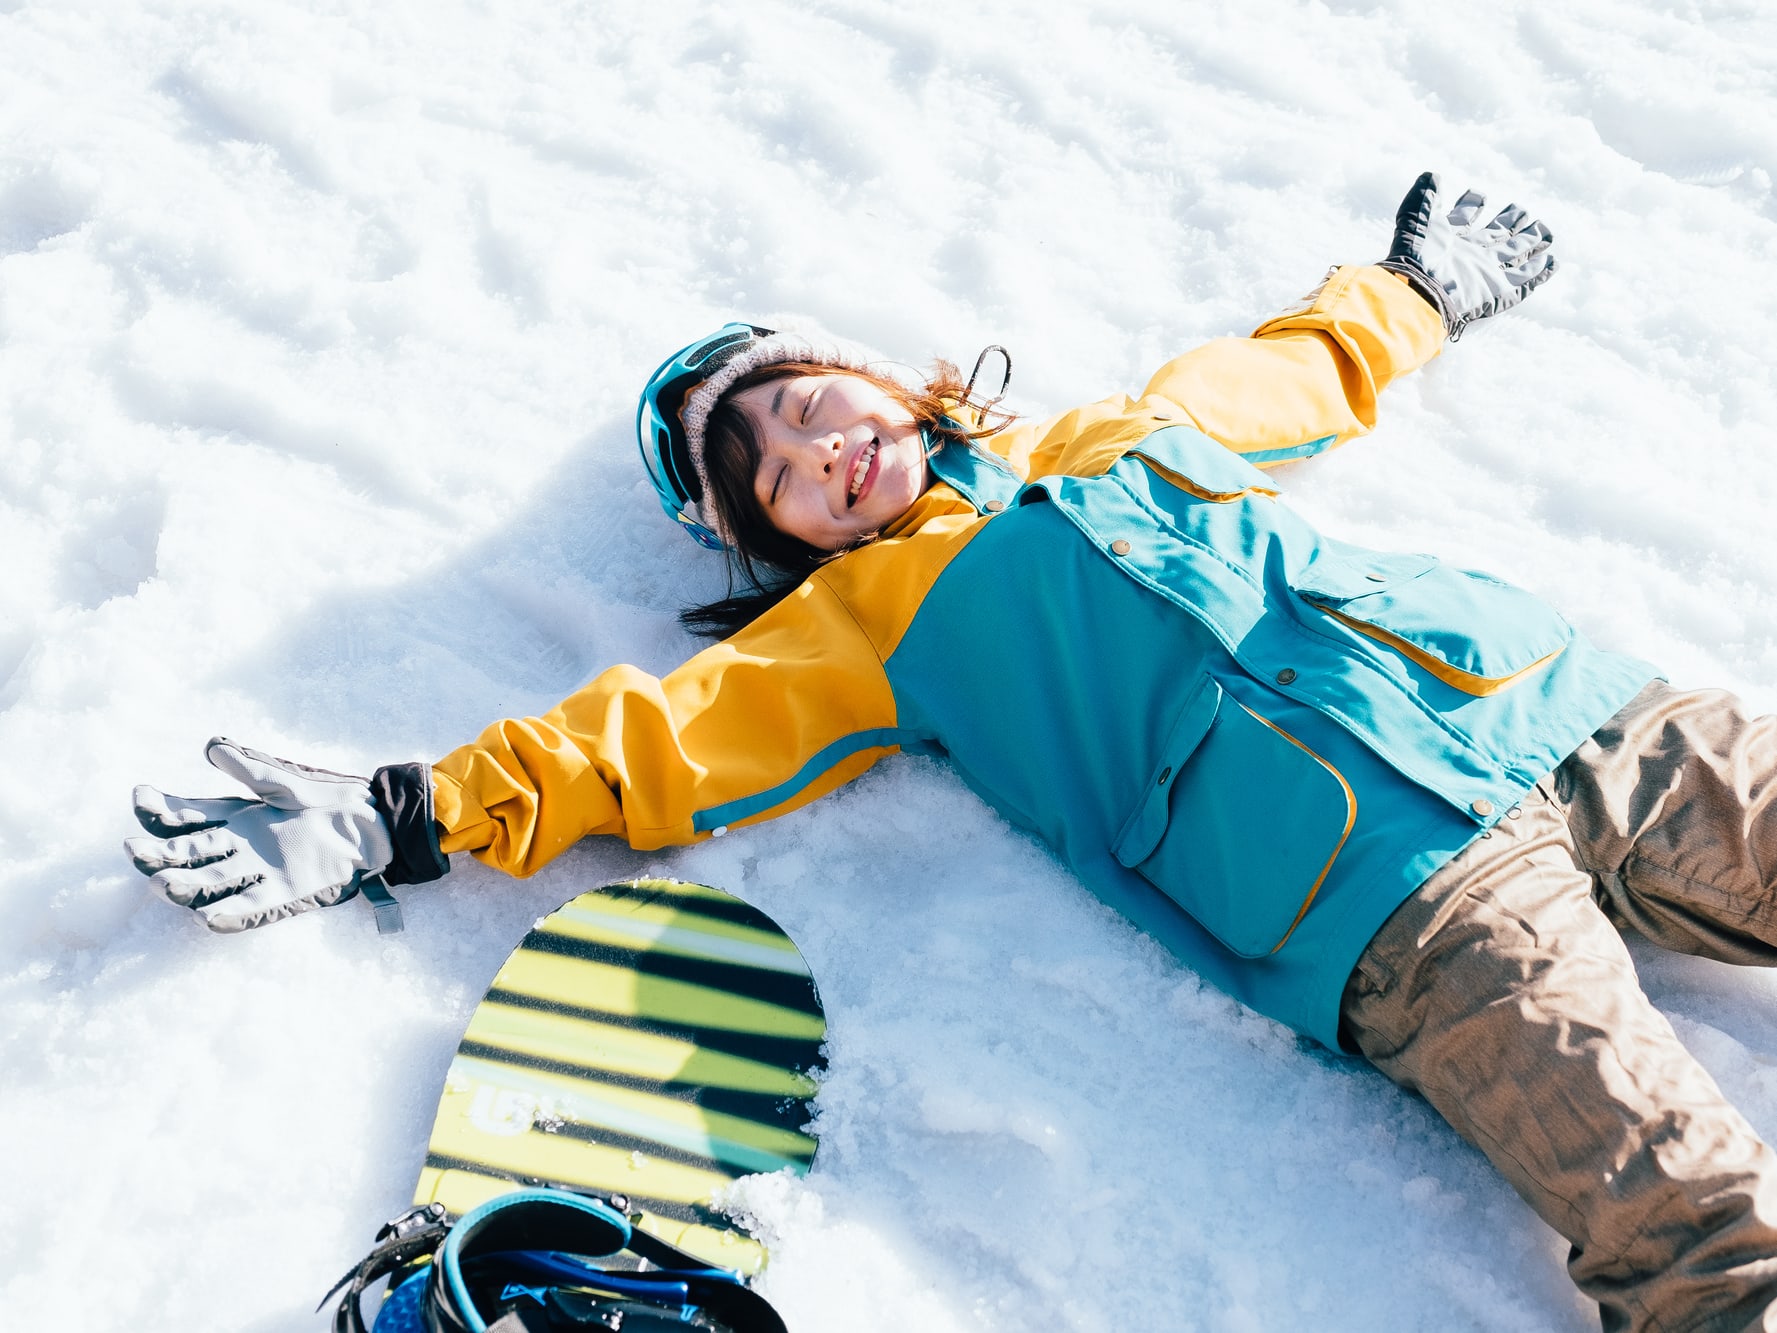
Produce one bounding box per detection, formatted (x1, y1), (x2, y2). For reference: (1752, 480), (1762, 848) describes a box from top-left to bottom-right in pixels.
(884, 426), (1655, 1047)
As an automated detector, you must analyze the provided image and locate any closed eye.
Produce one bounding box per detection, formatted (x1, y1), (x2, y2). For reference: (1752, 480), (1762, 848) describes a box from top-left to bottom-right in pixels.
(801, 385), (816, 424)
(769, 463), (787, 506)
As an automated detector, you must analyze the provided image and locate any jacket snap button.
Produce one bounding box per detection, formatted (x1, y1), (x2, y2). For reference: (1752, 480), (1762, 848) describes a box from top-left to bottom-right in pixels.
(983, 499), (1006, 513)
(1276, 667), (1298, 685)
(1158, 767), (1172, 787)
(1470, 799), (1494, 817)
(1110, 539), (1132, 556)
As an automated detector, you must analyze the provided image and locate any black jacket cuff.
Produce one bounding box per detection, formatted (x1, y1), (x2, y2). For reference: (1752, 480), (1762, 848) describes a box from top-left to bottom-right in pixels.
(369, 762), (450, 886)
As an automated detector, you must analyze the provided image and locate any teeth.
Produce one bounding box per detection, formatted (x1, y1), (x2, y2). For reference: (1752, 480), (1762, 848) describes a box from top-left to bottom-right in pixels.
(849, 440), (877, 501)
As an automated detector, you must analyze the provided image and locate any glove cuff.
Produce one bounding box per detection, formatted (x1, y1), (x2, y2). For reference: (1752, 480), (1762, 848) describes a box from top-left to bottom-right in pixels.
(369, 763), (450, 886)
(1377, 256), (1459, 338)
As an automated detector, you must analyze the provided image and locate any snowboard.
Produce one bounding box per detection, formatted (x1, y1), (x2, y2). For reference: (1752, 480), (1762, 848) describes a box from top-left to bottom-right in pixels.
(408, 877), (826, 1274)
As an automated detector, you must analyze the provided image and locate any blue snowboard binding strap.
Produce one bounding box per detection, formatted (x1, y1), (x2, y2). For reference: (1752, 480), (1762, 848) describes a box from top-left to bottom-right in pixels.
(321, 1188), (788, 1333)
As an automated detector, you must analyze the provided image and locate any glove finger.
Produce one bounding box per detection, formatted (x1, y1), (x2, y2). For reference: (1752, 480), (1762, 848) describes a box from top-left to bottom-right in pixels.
(1488, 203), (1530, 235)
(1522, 252), (1559, 291)
(148, 857), (262, 909)
(1483, 254), (1555, 315)
(205, 737), (365, 811)
(1490, 225), (1547, 264)
(1520, 219), (1554, 255)
(195, 875), (357, 933)
(132, 784), (254, 837)
(124, 827), (241, 875)
(1499, 217), (1553, 256)
(1446, 188), (1487, 231)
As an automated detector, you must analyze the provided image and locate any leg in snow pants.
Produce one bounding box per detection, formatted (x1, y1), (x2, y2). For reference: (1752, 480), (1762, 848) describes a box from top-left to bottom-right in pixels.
(1341, 682), (1777, 1332)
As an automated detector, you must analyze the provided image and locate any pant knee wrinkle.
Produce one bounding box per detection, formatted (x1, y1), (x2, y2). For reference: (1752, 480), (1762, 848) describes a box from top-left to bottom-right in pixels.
(1627, 855), (1775, 922)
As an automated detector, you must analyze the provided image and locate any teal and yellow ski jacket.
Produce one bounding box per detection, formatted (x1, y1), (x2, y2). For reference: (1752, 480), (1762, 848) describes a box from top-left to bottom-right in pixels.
(430, 266), (1657, 1048)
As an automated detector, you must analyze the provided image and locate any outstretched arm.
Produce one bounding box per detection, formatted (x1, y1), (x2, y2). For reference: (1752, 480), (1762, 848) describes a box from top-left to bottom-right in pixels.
(431, 573), (904, 877)
(992, 264), (1441, 481)
(1153, 172), (1557, 466)
(996, 174), (1556, 479)
(128, 575), (905, 929)
(1142, 263), (1446, 466)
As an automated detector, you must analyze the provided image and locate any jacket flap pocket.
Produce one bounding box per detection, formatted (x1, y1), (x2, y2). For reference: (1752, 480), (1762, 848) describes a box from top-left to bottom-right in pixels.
(1295, 548), (1572, 696)
(1113, 674), (1223, 867)
(1127, 424), (1279, 503)
(1114, 689), (1357, 959)
(1292, 548), (1439, 602)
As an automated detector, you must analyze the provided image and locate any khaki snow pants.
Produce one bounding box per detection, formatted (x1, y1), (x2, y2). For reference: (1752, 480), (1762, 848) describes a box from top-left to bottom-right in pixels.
(1341, 682), (1777, 1332)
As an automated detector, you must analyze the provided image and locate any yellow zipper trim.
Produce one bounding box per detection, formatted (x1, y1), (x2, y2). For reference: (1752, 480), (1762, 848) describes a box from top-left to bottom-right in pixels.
(1308, 602), (1564, 697)
(1232, 701), (1357, 955)
(1129, 450), (1279, 504)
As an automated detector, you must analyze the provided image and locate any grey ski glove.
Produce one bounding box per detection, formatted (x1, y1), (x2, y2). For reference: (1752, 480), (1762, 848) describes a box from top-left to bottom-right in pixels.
(128, 738), (400, 933)
(1379, 170), (1557, 339)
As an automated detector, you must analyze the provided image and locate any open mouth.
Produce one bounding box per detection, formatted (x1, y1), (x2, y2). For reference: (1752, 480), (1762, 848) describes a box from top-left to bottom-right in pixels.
(846, 437), (879, 507)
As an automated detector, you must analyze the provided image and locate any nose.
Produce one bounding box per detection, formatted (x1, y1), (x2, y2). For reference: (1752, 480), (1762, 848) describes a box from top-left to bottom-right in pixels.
(817, 432), (844, 474)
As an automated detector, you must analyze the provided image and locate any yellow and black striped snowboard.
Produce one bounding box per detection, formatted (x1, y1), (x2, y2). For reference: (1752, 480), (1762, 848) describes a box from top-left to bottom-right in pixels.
(410, 878), (826, 1273)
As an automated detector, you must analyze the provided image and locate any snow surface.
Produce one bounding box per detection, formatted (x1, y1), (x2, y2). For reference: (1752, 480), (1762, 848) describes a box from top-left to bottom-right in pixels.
(4, 1), (1777, 1328)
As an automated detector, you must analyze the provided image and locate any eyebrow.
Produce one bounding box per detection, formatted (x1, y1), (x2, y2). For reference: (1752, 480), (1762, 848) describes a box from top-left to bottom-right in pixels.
(771, 383), (788, 418)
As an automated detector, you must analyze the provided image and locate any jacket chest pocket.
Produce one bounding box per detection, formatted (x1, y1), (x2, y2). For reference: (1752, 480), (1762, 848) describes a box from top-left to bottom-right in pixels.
(1112, 677), (1356, 959)
(1293, 549), (1572, 696)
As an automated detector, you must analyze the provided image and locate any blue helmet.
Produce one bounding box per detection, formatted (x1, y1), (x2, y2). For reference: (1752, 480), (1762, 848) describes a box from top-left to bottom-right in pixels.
(635, 322), (776, 551)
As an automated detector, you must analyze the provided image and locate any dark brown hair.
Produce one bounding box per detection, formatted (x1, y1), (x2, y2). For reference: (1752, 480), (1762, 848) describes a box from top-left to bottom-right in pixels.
(680, 358), (1013, 639)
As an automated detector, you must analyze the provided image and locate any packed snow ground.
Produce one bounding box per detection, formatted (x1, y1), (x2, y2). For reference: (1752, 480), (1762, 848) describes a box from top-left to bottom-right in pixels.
(4, 1), (1777, 1328)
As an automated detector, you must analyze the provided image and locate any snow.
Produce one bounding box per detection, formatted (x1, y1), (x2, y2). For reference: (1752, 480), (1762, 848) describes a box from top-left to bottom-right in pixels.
(3, 0), (1776, 1328)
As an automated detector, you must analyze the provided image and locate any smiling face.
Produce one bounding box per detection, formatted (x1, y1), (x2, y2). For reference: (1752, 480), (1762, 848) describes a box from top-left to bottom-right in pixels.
(728, 371), (930, 551)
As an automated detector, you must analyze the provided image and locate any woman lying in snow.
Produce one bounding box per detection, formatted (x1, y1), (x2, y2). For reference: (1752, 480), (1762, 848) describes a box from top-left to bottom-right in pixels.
(129, 173), (1777, 1331)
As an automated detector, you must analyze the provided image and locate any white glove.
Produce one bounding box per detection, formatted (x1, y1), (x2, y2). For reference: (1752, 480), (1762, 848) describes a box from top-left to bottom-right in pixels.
(126, 738), (395, 933)
(1380, 170), (1557, 339)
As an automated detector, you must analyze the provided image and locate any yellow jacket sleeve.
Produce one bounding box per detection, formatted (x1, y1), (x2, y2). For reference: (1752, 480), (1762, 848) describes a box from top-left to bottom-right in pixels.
(993, 265), (1445, 480)
(431, 574), (900, 876)
(1147, 264), (1444, 462)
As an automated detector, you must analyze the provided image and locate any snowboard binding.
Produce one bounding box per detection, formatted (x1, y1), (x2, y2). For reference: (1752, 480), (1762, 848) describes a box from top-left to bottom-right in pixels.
(323, 1187), (789, 1333)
